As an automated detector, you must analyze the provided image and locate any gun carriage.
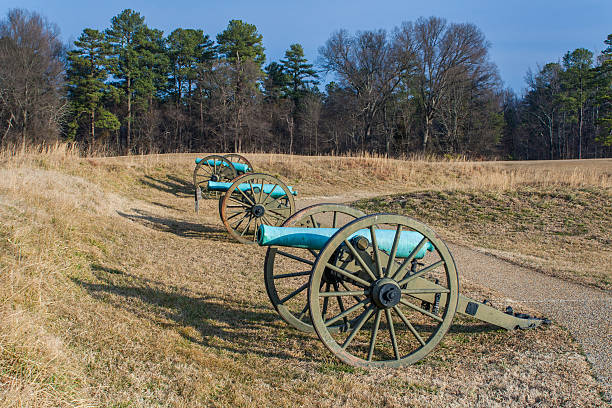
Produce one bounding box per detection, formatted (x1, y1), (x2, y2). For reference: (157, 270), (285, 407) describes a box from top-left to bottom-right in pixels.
(192, 155), (298, 244)
(258, 204), (547, 368)
(193, 154), (254, 199)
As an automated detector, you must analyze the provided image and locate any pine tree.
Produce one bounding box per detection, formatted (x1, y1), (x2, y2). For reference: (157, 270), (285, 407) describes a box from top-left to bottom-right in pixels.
(216, 20), (266, 152)
(167, 28), (215, 103)
(263, 62), (289, 100)
(66, 28), (119, 145)
(216, 19), (265, 67)
(105, 9), (147, 152)
(560, 48), (594, 158)
(596, 34), (612, 147)
(280, 43), (318, 99)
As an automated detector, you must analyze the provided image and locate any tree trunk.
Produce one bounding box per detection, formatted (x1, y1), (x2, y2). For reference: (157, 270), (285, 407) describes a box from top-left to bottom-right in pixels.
(22, 108), (27, 152)
(199, 88), (204, 147)
(423, 115), (432, 151)
(578, 104), (583, 159)
(286, 115), (294, 155)
(91, 110), (95, 144)
(127, 75), (132, 153)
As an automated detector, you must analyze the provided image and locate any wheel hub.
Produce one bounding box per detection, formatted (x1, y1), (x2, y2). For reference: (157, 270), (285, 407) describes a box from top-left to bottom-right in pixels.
(372, 279), (401, 309)
(210, 174), (220, 182)
(252, 204), (266, 218)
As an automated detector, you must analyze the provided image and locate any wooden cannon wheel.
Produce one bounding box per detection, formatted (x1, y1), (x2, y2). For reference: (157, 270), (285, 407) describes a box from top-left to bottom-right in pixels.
(193, 154), (237, 192)
(220, 173), (296, 244)
(223, 153), (253, 174)
(308, 213), (459, 367)
(263, 204), (366, 332)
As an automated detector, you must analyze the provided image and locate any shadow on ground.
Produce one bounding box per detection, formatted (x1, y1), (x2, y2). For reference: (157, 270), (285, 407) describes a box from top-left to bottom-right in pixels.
(77, 264), (504, 365)
(117, 208), (233, 242)
(73, 266), (312, 361)
(140, 174), (194, 197)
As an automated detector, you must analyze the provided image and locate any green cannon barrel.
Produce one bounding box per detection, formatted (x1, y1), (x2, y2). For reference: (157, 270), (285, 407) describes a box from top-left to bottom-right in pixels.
(257, 225), (434, 259)
(195, 158), (251, 173)
(207, 181), (298, 198)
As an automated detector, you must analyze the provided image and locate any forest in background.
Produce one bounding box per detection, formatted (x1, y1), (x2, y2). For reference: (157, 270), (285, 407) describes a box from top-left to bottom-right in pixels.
(0, 8), (611, 159)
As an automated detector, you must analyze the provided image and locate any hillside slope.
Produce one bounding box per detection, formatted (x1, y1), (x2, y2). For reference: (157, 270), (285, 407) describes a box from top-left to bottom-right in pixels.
(0, 149), (609, 407)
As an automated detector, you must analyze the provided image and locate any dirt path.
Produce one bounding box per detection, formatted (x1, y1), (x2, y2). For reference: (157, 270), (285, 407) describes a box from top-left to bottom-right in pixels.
(300, 193), (612, 401)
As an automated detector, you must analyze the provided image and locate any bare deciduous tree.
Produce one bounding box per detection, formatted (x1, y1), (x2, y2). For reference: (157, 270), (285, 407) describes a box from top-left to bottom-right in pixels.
(0, 9), (65, 148)
(395, 17), (494, 151)
(319, 29), (406, 153)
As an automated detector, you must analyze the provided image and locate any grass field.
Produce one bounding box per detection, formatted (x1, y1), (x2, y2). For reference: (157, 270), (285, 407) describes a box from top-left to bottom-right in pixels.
(355, 187), (612, 290)
(0, 145), (609, 407)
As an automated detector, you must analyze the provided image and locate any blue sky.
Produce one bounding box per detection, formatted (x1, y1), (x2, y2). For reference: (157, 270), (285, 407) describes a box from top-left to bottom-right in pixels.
(1, 0), (610, 93)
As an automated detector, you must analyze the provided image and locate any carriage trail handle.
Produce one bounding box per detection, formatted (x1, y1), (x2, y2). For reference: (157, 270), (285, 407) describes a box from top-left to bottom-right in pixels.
(195, 158), (251, 173)
(257, 225), (434, 259)
(207, 181), (298, 198)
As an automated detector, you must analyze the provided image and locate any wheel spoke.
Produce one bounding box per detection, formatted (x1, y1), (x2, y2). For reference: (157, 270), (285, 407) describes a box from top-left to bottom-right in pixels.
(392, 237), (430, 282)
(340, 281), (364, 304)
(239, 215), (254, 236)
(322, 283), (330, 318)
(397, 260), (445, 287)
(385, 225), (402, 277)
(235, 187), (255, 206)
(319, 290), (366, 297)
(367, 310), (382, 361)
(343, 239), (377, 282)
(297, 303), (309, 321)
(266, 206), (292, 218)
(324, 263), (370, 287)
(341, 306), (374, 350)
(393, 306), (426, 347)
(324, 298), (370, 326)
(260, 184), (278, 206)
(385, 308), (400, 360)
(265, 209), (288, 221)
(279, 282), (309, 304)
(230, 212), (249, 229)
(369, 226), (383, 279)
(251, 219), (259, 241)
(226, 211), (245, 221)
(273, 271), (311, 279)
(334, 283), (349, 328)
(255, 179), (264, 203)
(399, 299), (444, 322)
(248, 180), (256, 198)
(332, 211), (338, 228)
(228, 195), (250, 206)
(309, 214), (319, 228)
(277, 250), (314, 265)
(401, 288), (449, 295)
(261, 214), (276, 226)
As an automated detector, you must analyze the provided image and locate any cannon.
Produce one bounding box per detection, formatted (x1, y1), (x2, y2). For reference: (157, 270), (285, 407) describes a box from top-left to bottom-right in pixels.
(195, 170), (298, 244)
(193, 154), (254, 201)
(258, 204), (547, 367)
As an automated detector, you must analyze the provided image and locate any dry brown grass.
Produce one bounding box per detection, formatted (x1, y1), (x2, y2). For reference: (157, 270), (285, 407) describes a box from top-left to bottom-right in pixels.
(0, 144), (608, 406)
(356, 187), (612, 291)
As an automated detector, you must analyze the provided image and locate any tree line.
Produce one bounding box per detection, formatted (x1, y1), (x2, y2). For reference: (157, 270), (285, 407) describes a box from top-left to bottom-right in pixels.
(0, 8), (610, 158)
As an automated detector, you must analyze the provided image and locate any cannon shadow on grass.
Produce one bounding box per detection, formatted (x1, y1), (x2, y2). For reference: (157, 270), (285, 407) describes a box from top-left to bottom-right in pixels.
(140, 174), (194, 197)
(80, 265), (504, 363)
(73, 266), (315, 361)
(117, 208), (233, 242)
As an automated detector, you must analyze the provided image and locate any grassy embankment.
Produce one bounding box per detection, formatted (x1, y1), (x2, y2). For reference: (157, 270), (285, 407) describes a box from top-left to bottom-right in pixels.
(0, 145), (609, 407)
